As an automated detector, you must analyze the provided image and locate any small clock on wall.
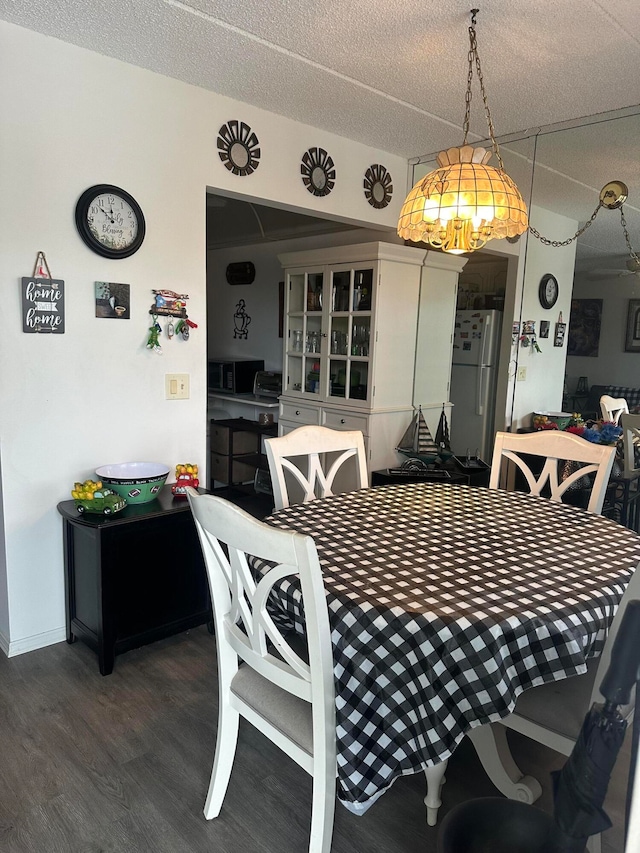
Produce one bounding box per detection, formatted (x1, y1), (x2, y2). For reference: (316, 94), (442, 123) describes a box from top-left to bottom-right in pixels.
(75, 185), (145, 259)
(538, 273), (559, 309)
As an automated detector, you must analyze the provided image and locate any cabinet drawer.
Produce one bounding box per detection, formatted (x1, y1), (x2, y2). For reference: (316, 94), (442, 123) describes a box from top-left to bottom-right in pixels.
(321, 409), (368, 434)
(279, 402), (320, 424)
(210, 423), (259, 455)
(210, 453), (256, 485)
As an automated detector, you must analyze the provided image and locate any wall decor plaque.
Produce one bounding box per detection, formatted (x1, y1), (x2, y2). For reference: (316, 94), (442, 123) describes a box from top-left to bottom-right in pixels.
(21, 277), (65, 333)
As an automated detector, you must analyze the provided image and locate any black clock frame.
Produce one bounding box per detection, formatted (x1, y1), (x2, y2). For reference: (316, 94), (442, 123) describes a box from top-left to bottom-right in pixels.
(75, 184), (146, 259)
(538, 273), (559, 309)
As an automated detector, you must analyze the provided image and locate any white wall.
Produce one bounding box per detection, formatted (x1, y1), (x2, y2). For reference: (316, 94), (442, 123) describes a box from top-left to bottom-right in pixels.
(568, 272), (640, 390)
(0, 21), (410, 655)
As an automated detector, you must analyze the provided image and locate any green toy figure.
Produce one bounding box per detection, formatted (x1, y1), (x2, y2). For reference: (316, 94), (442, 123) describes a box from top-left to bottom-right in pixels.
(146, 317), (162, 353)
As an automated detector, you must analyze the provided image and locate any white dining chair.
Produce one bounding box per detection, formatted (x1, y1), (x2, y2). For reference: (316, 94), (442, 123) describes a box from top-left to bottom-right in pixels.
(489, 430), (616, 514)
(186, 489), (336, 853)
(600, 394), (629, 425)
(265, 425), (368, 510)
(467, 561), (640, 853)
(618, 412), (640, 531)
(622, 412), (640, 479)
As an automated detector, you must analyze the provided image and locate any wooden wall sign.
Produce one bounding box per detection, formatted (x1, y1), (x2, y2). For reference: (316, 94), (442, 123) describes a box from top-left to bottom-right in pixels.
(21, 277), (65, 333)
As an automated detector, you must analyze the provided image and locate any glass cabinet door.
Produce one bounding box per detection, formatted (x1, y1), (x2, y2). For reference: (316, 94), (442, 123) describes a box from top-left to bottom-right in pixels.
(284, 270), (324, 397)
(327, 266), (374, 404)
(284, 264), (375, 404)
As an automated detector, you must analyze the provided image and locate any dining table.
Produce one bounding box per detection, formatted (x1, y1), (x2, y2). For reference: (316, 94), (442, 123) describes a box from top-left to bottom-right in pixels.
(251, 482), (640, 816)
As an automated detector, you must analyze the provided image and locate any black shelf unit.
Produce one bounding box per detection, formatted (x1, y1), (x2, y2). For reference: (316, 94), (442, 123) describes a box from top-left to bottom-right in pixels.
(58, 488), (211, 675)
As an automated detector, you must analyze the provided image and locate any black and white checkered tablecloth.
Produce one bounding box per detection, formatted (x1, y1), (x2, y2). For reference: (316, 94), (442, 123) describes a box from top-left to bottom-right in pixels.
(253, 483), (640, 814)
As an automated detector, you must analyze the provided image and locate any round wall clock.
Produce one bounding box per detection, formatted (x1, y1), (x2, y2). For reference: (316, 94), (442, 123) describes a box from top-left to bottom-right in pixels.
(75, 185), (145, 259)
(364, 164), (393, 209)
(217, 120), (261, 176)
(301, 147), (336, 197)
(539, 273), (559, 309)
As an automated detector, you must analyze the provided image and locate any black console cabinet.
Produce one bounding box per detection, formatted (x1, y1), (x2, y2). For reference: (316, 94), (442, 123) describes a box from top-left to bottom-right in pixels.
(57, 489), (210, 675)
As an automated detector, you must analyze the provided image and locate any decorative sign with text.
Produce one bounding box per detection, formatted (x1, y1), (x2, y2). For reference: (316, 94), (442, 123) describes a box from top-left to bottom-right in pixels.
(21, 277), (65, 333)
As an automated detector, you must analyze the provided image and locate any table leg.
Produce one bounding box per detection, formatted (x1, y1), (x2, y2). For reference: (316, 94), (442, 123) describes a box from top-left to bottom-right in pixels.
(467, 725), (543, 804)
(424, 761), (448, 826)
(97, 640), (115, 676)
(62, 520), (77, 644)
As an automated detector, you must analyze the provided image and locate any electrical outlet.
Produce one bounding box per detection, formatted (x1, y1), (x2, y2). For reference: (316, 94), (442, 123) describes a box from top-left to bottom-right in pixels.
(517, 366), (527, 382)
(165, 373), (190, 399)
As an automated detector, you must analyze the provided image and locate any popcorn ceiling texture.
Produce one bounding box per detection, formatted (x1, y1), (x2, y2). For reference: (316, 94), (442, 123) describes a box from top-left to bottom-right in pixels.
(0, 0), (638, 159)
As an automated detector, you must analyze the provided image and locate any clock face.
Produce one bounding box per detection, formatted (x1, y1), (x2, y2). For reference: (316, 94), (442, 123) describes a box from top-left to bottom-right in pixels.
(75, 185), (145, 258)
(539, 273), (559, 309)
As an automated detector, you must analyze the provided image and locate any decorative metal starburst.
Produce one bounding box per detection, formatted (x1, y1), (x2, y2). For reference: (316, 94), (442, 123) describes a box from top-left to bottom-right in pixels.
(217, 121), (261, 176)
(301, 148), (336, 197)
(364, 164), (393, 209)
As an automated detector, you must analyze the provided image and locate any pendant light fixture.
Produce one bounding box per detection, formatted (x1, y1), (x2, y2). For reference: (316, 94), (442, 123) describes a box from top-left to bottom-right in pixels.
(397, 9), (528, 254)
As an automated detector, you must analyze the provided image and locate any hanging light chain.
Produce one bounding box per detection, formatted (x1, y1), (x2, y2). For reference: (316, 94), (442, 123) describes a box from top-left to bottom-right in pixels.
(619, 207), (640, 265)
(528, 201), (603, 247)
(462, 9), (505, 170)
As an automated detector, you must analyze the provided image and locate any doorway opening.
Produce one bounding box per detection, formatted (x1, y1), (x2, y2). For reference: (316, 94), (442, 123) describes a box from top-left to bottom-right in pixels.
(449, 252), (510, 463)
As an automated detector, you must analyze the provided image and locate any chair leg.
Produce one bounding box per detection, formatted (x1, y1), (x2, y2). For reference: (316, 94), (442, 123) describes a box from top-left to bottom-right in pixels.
(308, 764), (336, 853)
(468, 725), (543, 804)
(424, 760), (448, 826)
(203, 699), (240, 819)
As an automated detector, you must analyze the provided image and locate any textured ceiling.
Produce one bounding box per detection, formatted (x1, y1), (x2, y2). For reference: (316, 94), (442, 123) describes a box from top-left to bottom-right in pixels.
(2, 0), (640, 262)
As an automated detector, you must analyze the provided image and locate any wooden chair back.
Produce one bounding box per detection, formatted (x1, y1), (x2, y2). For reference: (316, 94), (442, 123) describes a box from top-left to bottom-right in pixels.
(265, 425), (368, 510)
(186, 489), (334, 705)
(600, 394), (629, 425)
(489, 430), (616, 514)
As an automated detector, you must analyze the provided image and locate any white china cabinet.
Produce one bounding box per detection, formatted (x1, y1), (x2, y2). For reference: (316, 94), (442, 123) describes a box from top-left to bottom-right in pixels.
(277, 242), (466, 474)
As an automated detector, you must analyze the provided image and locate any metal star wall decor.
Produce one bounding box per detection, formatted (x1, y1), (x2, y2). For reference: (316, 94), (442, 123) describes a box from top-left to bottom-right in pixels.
(301, 147), (336, 197)
(217, 120), (261, 176)
(364, 164), (393, 209)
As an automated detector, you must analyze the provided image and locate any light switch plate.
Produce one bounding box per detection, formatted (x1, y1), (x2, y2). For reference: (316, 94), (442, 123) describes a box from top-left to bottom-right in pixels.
(165, 373), (190, 399)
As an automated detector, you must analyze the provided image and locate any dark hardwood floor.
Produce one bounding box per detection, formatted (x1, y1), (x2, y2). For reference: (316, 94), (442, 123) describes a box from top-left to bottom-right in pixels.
(0, 629), (630, 852)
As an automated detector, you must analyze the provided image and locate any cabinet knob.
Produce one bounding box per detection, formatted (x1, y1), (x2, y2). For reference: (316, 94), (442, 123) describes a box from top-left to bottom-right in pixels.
(340, 418), (346, 424)
(320, 332), (328, 338)
(296, 410), (300, 416)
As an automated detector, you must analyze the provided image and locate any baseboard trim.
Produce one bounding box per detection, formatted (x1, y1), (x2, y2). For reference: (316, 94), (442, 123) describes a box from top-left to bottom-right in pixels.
(7, 627), (66, 657)
(0, 629), (9, 657)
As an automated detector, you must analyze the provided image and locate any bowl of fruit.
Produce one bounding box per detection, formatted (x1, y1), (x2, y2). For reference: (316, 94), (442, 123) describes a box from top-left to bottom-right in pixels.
(95, 462), (170, 504)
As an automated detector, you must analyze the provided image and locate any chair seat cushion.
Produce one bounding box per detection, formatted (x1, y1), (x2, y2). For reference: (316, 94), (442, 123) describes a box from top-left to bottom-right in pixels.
(231, 661), (313, 757)
(509, 658), (598, 741)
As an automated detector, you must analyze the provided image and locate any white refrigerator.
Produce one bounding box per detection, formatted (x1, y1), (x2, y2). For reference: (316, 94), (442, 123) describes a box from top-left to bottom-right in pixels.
(449, 309), (502, 462)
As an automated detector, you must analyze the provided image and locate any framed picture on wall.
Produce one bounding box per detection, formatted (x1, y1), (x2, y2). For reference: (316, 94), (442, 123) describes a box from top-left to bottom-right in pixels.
(567, 298), (603, 357)
(625, 299), (640, 352)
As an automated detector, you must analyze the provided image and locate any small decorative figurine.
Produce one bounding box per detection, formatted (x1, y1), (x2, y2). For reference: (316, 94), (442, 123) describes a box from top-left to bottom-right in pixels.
(172, 463), (199, 497)
(71, 479), (127, 515)
(146, 316), (162, 353)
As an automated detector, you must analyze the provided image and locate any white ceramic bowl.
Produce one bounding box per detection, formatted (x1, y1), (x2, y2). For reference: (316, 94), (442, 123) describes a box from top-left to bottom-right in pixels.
(95, 462), (170, 504)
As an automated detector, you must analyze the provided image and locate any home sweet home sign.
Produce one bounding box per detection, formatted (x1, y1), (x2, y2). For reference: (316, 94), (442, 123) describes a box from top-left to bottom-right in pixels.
(21, 276), (65, 333)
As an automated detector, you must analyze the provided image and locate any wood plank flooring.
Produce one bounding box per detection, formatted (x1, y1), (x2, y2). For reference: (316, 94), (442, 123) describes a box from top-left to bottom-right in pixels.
(0, 630), (630, 852)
